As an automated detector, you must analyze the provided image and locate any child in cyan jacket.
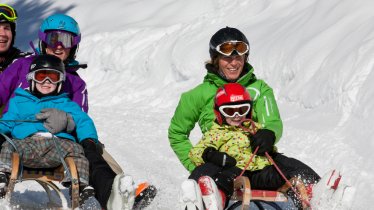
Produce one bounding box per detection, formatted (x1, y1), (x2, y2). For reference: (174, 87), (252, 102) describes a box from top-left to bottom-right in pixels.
(0, 54), (98, 204)
(185, 83), (320, 210)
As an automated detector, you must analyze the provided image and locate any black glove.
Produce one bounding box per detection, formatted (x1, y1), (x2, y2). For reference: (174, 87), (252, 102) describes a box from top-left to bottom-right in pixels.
(250, 129), (275, 156)
(35, 108), (75, 134)
(80, 138), (104, 155)
(81, 138), (97, 151)
(202, 147), (236, 168)
(214, 167), (242, 197)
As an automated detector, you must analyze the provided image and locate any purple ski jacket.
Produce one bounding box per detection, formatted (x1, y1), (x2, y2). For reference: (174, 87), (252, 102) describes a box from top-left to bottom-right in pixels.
(0, 55), (88, 113)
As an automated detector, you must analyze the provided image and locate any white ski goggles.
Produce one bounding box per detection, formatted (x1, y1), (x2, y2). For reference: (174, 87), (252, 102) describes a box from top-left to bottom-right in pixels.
(27, 69), (65, 84)
(218, 103), (251, 118)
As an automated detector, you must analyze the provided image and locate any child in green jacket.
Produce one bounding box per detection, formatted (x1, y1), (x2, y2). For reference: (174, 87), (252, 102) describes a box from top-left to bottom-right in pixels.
(184, 83), (320, 210)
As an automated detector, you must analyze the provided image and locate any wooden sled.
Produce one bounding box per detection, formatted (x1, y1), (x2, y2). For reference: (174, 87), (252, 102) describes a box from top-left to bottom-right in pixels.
(231, 176), (310, 210)
(4, 152), (80, 209)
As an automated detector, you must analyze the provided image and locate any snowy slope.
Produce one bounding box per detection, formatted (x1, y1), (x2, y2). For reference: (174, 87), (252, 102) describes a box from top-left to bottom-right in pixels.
(2, 0), (373, 209)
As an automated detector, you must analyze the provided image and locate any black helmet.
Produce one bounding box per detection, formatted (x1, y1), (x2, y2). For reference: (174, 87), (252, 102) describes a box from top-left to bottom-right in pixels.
(29, 54), (65, 74)
(0, 4), (18, 48)
(27, 54), (66, 96)
(209, 27), (250, 59)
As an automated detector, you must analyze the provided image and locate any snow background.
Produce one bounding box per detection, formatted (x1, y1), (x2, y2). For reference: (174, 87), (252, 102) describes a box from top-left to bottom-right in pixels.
(1, 0), (374, 209)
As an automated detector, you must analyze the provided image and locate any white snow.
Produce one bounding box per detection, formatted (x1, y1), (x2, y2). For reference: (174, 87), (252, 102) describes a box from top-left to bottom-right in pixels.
(2, 0), (374, 209)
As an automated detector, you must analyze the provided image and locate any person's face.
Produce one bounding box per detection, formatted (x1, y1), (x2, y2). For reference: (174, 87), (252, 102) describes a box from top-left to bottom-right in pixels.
(218, 55), (245, 81)
(35, 80), (57, 95)
(0, 23), (12, 54)
(45, 45), (71, 61)
(225, 114), (246, 127)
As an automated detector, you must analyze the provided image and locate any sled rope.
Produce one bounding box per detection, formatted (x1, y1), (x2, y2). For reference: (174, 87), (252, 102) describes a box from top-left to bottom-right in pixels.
(0, 119), (39, 123)
(0, 133), (24, 179)
(237, 146), (259, 178)
(236, 118), (258, 178)
(265, 152), (311, 208)
(238, 118), (257, 136)
(51, 135), (73, 182)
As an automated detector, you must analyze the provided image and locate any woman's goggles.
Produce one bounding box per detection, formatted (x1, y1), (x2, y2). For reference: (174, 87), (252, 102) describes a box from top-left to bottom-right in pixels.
(28, 69), (65, 84)
(216, 41), (249, 56)
(0, 4), (18, 22)
(39, 30), (81, 49)
(219, 103), (251, 118)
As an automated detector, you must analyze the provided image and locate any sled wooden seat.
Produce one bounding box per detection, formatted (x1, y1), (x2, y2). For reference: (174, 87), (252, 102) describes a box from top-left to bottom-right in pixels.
(5, 152), (80, 209)
(231, 176), (311, 210)
(231, 176), (289, 210)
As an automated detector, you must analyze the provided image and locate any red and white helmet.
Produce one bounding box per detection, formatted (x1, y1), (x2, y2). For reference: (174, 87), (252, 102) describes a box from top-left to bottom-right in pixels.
(214, 83), (252, 125)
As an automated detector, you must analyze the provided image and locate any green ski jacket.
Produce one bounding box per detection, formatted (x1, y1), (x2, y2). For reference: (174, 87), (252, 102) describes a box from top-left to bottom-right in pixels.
(168, 63), (283, 172)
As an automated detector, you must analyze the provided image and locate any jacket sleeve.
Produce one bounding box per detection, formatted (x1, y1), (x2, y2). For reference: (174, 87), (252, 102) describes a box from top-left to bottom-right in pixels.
(168, 92), (202, 173)
(0, 99), (18, 134)
(188, 128), (223, 167)
(62, 101), (98, 142)
(0, 60), (22, 107)
(72, 79), (89, 113)
(253, 81), (283, 143)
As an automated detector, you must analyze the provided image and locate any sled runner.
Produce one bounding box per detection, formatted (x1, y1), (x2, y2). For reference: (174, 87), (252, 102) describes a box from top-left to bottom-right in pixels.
(4, 152), (81, 209)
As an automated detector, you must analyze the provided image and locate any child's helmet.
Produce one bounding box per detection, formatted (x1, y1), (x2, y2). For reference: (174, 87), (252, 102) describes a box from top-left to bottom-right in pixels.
(38, 14), (81, 61)
(27, 54), (66, 96)
(214, 83), (252, 125)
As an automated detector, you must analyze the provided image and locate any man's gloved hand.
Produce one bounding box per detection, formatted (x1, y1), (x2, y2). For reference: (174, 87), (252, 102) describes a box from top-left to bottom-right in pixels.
(35, 108), (75, 134)
(250, 129), (275, 156)
(202, 147), (236, 168)
(80, 138), (97, 151)
(80, 138), (103, 155)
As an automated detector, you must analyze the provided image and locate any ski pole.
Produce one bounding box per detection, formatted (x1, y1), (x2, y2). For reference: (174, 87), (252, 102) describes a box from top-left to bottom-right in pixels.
(265, 152), (311, 208)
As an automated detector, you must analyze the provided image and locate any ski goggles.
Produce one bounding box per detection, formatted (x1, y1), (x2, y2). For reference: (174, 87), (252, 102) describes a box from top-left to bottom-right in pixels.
(216, 41), (249, 56)
(39, 30), (81, 49)
(0, 4), (18, 22)
(27, 69), (65, 84)
(219, 103), (251, 118)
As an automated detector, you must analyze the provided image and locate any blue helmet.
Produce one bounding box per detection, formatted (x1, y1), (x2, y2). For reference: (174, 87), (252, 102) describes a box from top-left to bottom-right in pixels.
(38, 14), (81, 60)
(39, 14), (80, 36)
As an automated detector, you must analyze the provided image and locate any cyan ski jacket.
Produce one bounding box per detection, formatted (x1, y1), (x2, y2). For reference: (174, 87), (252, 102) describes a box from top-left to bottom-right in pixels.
(0, 88), (98, 143)
(0, 55), (88, 113)
(168, 63), (283, 172)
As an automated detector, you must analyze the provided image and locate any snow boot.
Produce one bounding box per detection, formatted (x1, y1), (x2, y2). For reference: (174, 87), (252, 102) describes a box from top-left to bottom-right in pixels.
(133, 182), (157, 210)
(181, 179), (204, 210)
(79, 185), (101, 209)
(198, 176), (225, 210)
(107, 173), (136, 210)
(79, 185), (95, 204)
(0, 172), (9, 198)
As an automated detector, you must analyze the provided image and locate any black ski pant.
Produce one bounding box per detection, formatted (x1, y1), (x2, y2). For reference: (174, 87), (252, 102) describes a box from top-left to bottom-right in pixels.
(83, 147), (116, 209)
(245, 152), (321, 190)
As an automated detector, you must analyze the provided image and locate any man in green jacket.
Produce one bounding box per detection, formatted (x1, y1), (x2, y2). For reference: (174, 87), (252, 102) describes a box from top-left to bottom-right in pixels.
(168, 27), (283, 173)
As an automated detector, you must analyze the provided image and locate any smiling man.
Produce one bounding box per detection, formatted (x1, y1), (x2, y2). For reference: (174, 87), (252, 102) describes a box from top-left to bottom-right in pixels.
(0, 4), (29, 73)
